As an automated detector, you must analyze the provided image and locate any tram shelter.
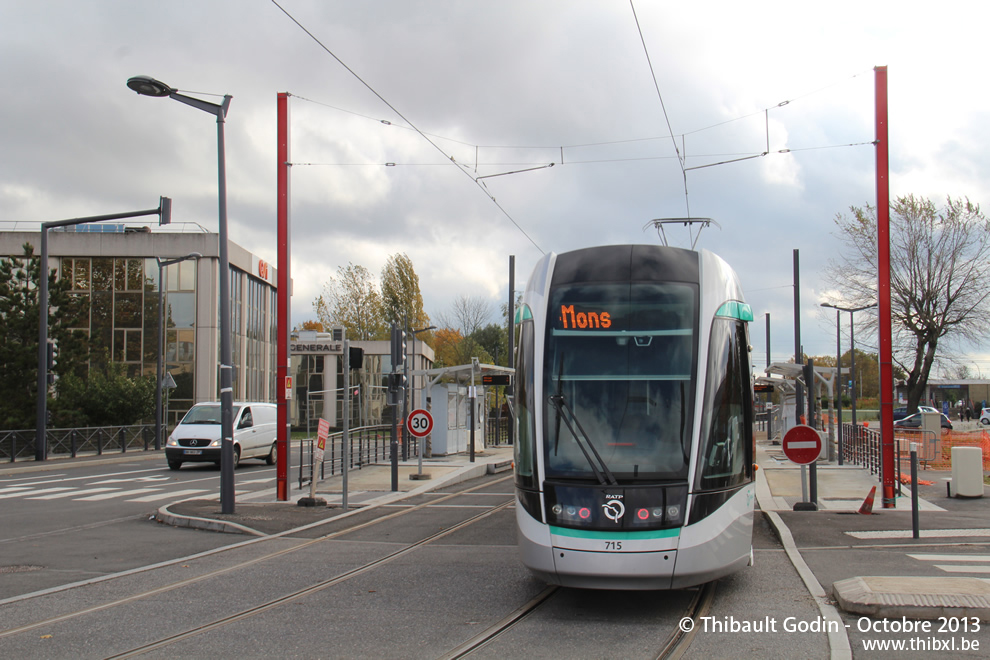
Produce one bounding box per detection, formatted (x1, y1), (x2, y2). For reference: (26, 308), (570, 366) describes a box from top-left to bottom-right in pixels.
(762, 362), (837, 461)
(411, 361), (514, 456)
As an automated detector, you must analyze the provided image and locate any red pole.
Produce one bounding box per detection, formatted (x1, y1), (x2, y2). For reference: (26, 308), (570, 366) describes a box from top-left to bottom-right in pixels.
(875, 66), (895, 508)
(276, 92), (292, 501)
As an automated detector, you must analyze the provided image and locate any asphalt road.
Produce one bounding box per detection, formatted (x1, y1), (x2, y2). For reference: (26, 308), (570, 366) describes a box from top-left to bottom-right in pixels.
(0, 462), (833, 659)
(0, 453), (282, 599)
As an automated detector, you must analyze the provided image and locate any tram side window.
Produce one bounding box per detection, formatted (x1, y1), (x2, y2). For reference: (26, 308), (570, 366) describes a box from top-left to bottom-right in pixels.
(514, 320), (537, 489)
(696, 318), (753, 491)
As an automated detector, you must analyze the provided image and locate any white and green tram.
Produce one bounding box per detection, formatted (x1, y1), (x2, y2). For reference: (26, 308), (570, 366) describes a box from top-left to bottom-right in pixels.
(513, 244), (756, 590)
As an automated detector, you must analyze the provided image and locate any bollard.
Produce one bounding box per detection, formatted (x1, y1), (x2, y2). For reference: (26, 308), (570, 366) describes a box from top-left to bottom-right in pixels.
(910, 442), (920, 539)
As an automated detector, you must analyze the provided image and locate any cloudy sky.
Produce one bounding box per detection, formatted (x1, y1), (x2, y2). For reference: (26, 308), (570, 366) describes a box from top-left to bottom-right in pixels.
(3, 1), (989, 375)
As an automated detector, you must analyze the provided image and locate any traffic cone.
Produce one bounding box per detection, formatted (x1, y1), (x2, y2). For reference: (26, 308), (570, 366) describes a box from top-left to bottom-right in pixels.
(858, 486), (877, 515)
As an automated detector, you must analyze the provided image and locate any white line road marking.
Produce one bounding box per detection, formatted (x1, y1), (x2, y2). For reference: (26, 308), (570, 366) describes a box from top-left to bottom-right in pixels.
(909, 554), (990, 562)
(237, 478), (276, 484)
(28, 488), (120, 500)
(125, 489), (209, 502)
(846, 528), (990, 539)
(75, 488), (166, 501)
(0, 487), (74, 499)
(90, 476), (170, 484)
(0, 486), (33, 494)
(935, 566), (990, 573)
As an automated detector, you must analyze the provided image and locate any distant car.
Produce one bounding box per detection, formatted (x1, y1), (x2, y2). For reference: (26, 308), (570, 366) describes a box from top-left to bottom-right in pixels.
(893, 405), (940, 421)
(893, 412), (953, 431)
(981, 408), (990, 425)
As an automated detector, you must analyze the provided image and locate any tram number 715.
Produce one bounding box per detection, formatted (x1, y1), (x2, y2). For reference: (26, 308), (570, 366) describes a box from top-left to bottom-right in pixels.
(604, 541), (623, 551)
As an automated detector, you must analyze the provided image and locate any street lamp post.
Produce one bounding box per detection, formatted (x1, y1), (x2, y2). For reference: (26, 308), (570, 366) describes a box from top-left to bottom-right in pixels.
(127, 76), (236, 513)
(156, 253), (201, 450)
(821, 302), (877, 465)
(35, 201), (170, 461)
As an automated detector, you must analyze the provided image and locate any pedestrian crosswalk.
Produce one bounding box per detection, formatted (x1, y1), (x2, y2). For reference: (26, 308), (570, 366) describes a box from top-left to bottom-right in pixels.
(0, 475), (277, 503)
(909, 552), (990, 575)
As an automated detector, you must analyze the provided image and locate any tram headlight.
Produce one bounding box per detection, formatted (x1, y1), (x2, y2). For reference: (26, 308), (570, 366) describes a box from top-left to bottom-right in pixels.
(666, 505), (681, 523)
(552, 504), (563, 515)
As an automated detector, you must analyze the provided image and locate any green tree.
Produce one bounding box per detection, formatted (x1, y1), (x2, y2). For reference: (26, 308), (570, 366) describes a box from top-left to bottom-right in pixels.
(824, 196), (990, 415)
(470, 323), (508, 366)
(380, 253), (431, 340)
(54, 352), (155, 426)
(313, 263), (388, 340)
(0, 244), (87, 430)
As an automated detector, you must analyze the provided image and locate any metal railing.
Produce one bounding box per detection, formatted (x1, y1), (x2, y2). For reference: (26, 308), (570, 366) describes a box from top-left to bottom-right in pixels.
(486, 416), (511, 446)
(840, 422), (904, 495)
(1, 425), (156, 462)
(298, 425), (414, 488)
(840, 422), (881, 476)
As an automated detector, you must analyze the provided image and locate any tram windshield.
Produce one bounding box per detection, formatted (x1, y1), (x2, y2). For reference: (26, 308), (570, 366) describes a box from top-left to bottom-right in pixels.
(543, 282), (697, 481)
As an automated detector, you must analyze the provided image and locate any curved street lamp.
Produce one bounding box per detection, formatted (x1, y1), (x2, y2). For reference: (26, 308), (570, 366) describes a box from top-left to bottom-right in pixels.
(128, 76), (236, 513)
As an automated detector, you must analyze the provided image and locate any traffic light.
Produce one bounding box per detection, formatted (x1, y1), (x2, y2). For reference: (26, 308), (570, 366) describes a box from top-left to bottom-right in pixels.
(159, 196), (172, 225)
(349, 346), (364, 370)
(46, 339), (57, 385)
(390, 324), (407, 371)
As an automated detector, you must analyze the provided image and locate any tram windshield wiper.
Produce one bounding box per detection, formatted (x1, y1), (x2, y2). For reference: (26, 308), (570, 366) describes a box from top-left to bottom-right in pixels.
(547, 393), (618, 486)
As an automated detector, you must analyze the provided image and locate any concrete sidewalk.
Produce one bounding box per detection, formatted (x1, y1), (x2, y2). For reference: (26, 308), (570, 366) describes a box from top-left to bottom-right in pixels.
(755, 434), (990, 631)
(156, 445), (514, 536)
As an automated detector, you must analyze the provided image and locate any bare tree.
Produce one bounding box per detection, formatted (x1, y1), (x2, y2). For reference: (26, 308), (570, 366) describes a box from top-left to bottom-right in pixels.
(823, 195), (990, 413)
(439, 295), (493, 337)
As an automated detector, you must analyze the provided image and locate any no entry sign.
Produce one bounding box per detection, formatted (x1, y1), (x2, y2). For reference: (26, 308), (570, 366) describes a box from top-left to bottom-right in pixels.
(782, 425), (822, 465)
(406, 409), (434, 438)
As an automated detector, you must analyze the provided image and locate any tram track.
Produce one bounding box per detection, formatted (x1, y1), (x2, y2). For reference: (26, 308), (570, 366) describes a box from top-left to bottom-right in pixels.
(2, 471), (720, 660)
(656, 580), (717, 659)
(0, 475), (515, 645)
(105, 499), (516, 659)
(434, 576), (717, 660)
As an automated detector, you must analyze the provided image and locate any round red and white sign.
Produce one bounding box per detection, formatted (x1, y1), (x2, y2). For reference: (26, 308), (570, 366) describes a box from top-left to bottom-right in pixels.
(406, 409), (434, 438)
(782, 424), (822, 465)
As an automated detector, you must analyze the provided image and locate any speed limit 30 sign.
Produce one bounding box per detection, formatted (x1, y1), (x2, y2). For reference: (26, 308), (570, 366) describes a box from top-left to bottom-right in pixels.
(406, 409), (434, 438)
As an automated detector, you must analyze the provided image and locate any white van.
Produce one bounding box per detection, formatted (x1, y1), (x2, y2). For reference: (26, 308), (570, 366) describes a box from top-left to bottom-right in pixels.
(165, 402), (278, 470)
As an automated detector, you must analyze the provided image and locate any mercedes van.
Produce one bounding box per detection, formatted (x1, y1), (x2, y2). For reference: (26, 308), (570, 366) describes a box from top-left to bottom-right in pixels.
(165, 402), (277, 470)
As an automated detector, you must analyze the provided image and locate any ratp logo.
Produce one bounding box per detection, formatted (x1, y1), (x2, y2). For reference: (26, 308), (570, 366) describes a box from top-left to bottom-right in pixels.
(602, 498), (625, 523)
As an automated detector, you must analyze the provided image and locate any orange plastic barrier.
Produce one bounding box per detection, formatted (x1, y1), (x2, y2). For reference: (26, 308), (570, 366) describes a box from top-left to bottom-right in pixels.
(924, 430), (990, 471)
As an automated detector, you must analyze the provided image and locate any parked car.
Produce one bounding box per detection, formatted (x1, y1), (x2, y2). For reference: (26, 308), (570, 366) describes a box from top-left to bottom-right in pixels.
(893, 405), (940, 421)
(893, 412), (953, 431)
(981, 408), (990, 425)
(165, 402), (278, 470)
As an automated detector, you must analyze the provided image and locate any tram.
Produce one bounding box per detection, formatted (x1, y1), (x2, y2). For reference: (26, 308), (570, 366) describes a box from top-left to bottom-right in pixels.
(512, 244), (755, 590)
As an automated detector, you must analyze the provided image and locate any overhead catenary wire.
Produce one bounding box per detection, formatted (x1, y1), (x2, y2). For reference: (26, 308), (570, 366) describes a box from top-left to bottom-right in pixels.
(630, 0), (690, 216)
(270, 0), (544, 255)
(290, 140), (875, 169)
(291, 86), (873, 175)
